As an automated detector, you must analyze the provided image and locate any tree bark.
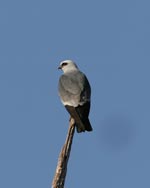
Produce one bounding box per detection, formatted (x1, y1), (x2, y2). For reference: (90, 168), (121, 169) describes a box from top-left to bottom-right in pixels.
(52, 118), (75, 188)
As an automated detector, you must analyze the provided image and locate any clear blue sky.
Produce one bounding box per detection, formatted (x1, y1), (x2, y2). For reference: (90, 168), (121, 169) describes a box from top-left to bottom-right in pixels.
(0, 0), (150, 187)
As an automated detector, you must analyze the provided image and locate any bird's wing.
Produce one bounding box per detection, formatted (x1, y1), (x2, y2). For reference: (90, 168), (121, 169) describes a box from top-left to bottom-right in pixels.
(58, 71), (90, 107)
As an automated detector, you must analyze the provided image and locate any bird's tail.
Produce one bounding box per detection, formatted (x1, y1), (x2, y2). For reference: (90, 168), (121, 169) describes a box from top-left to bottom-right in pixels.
(84, 118), (93, 132)
(75, 119), (93, 133)
(65, 105), (93, 133)
(76, 118), (92, 133)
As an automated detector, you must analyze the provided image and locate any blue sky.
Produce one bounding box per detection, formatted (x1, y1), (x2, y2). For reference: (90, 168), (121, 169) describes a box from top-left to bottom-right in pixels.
(0, 0), (150, 187)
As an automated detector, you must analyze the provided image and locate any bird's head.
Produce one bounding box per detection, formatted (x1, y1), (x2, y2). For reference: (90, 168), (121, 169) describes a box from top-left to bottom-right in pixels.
(58, 60), (79, 73)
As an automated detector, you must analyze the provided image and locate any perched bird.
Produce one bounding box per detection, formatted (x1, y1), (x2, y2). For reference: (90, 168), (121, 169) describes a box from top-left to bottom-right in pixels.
(58, 60), (93, 133)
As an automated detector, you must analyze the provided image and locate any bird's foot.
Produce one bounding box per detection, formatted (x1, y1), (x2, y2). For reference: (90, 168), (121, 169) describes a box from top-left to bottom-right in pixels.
(69, 117), (75, 126)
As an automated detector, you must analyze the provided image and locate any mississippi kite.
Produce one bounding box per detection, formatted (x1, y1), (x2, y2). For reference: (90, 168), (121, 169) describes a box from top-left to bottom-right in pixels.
(58, 60), (93, 133)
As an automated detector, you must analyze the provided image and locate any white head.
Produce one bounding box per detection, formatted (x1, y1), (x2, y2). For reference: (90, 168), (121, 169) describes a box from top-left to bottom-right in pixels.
(58, 60), (79, 73)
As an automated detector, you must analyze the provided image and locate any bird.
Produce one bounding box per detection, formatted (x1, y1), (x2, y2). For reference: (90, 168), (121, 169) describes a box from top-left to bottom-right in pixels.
(58, 60), (93, 133)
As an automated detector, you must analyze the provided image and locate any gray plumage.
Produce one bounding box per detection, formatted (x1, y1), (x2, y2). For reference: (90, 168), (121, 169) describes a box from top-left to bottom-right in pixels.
(58, 60), (93, 133)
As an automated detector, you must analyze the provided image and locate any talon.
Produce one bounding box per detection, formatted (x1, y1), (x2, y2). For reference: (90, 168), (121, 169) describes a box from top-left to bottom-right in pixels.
(70, 118), (75, 125)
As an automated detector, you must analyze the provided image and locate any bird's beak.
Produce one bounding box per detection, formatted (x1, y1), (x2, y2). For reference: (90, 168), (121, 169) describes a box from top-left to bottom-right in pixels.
(58, 65), (62, 70)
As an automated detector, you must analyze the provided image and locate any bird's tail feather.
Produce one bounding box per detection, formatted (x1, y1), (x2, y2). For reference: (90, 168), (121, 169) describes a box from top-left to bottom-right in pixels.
(83, 118), (93, 132)
(76, 118), (92, 133)
(65, 105), (93, 133)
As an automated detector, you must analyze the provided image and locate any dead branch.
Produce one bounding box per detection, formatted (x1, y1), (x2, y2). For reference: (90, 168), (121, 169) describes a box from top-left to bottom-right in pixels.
(52, 118), (75, 188)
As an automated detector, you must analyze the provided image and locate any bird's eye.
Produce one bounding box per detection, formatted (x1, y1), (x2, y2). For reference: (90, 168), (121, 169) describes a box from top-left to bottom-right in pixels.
(62, 62), (68, 67)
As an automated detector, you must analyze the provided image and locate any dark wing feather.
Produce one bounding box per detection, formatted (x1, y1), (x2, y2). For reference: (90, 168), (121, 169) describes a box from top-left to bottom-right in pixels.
(75, 102), (92, 132)
(65, 102), (92, 133)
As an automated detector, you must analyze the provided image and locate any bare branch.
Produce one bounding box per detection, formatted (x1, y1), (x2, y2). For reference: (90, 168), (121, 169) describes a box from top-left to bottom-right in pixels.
(52, 118), (75, 188)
